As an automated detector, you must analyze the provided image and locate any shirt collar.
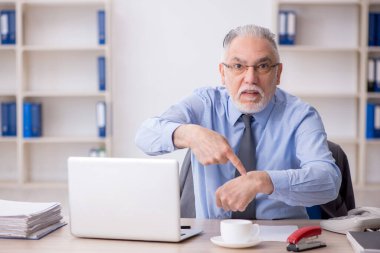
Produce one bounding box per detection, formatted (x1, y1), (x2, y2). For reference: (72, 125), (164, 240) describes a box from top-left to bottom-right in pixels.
(227, 89), (277, 127)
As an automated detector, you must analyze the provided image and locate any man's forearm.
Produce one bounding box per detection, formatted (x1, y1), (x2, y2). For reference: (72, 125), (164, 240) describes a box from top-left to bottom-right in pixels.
(173, 124), (197, 149)
(173, 124), (193, 148)
(247, 171), (274, 195)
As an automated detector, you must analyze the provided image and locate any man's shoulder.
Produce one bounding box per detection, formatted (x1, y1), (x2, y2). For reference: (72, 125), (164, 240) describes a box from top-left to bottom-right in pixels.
(275, 88), (317, 116)
(276, 88), (312, 108)
(193, 86), (228, 101)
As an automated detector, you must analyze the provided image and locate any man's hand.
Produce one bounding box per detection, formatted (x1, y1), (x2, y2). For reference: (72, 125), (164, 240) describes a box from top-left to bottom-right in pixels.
(215, 171), (274, 212)
(173, 124), (247, 175)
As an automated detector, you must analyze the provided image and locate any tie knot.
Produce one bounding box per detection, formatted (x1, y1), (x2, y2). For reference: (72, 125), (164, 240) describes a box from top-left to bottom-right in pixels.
(242, 114), (253, 128)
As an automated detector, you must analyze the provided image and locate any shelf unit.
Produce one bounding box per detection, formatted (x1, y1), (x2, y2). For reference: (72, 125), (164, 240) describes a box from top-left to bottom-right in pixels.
(273, 0), (380, 187)
(0, 0), (112, 187)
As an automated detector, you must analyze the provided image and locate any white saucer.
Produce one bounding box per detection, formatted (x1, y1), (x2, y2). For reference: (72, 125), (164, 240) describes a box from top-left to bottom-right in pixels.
(210, 236), (261, 249)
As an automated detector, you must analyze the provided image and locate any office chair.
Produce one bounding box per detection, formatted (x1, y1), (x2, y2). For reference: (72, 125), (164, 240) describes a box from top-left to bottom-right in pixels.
(179, 140), (355, 219)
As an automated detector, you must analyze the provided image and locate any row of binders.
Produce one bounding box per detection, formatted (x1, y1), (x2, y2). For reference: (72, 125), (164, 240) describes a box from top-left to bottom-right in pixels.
(369, 12), (380, 46)
(368, 58), (380, 92)
(1, 101), (107, 138)
(0, 9), (16, 45)
(0, 102), (43, 137)
(0, 9), (105, 45)
(278, 11), (380, 47)
(367, 103), (380, 139)
(0, 199), (66, 239)
(278, 10), (296, 45)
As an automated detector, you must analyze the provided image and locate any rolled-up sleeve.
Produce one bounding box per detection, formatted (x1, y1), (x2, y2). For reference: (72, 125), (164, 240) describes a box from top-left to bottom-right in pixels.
(135, 119), (181, 155)
(135, 90), (206, 155)
(266, 108), (342, 207)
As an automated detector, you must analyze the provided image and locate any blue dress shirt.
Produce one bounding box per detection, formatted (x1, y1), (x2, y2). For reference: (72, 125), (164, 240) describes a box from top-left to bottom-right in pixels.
(135, 86), (342, 219)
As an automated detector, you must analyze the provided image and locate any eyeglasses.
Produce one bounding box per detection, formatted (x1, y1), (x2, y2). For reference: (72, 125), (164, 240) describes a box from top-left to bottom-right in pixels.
(222, 62), (280, 75)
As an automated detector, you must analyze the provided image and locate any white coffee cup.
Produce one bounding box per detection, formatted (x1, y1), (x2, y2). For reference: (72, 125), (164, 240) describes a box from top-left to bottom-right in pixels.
(220, 219), (260, 244)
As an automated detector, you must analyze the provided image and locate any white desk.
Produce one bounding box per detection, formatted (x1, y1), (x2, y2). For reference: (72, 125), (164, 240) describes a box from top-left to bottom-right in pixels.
(0, 219), (353, 253)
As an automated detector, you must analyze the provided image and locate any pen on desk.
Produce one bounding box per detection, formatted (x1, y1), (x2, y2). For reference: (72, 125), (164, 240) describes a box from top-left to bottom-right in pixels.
(181, 225), (191, 229)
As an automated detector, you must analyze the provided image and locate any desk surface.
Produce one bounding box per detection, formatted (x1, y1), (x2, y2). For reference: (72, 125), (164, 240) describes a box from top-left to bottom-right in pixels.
(0, 219), (352, 253)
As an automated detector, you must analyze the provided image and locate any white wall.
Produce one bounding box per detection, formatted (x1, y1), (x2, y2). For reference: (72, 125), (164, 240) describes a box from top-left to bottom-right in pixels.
(111, 0), (273, 162)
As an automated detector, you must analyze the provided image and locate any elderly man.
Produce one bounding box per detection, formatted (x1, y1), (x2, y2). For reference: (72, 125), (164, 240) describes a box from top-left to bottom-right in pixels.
(135, 24), (341, 220)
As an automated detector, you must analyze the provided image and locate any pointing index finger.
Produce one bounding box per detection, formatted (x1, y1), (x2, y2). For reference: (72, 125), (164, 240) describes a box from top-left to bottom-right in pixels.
(227, 152), (247, 176)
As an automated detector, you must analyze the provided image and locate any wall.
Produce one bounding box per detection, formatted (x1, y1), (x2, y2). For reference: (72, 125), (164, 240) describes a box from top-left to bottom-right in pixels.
(111, 0), (273, 163)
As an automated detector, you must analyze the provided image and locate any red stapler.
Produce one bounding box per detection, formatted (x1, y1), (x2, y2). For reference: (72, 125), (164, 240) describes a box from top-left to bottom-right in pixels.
(287, 226), (326, 252)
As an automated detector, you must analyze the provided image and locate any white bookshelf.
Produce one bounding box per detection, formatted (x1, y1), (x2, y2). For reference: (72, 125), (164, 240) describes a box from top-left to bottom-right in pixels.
(0, 0), (112, 186)
(273, 0), (380, 187)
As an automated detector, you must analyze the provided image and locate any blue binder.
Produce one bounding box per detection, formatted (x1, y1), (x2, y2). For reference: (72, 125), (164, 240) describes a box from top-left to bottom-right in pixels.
(1, 102), (8, 136)
(367, 103), (375, 139)
(377, 13), (380, 46)
(96, 101), (106, 137)
(279, 11), (287, 45)
(369, 13), (377, 46)
(375, 104), (380, 138)
(98, 10), (106, 45)
(286, 11), (296, 45)
(0, 10), (16, 45)
(23, 102), (33, 137)
(8, 102), (16, 136)
(23, 102), (42, 137)
(98, 56), (106, 91)
(31, 103), (42, 137)
(368, 58), (376, 92)
(1, 102), (16, 136)
(376, 58), (380, 92)
(278, 11), (296, 45)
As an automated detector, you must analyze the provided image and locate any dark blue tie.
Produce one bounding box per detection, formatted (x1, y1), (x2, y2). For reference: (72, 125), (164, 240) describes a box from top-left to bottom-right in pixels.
(231, 114), (256, 220)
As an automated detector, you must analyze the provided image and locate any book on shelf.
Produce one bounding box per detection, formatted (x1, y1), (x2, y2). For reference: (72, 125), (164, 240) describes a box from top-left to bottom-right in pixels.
(96, 101), (106, 138)
(368, 58), (375, 92)
(98, 10), (105, 45)
(378, 13), (380, 47)
(278, 10), (296, 45)
(346, 231), (380, 253)
(369, 12), (380, 47)
(0, 9), (16, 45)
(0, 199), (66, 240)
(367, 103), (380, 139)
(98, 56), (106, 91)
(377, 58), (380, 92)
(367, 103), (375, 139)
(376, 104), (380, 138)
(279, 11), (287, 45)
(369, 12), (377, 46)
(1, 101), (16, 136)
(23, 102), (42, 138)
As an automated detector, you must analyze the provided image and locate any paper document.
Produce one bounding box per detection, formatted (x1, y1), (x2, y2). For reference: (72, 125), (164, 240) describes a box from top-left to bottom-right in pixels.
(259, 225), (298, 242)
(0, 199), (66, 239)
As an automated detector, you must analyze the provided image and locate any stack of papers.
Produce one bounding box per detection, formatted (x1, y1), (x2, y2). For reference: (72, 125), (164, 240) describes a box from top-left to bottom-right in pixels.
(0, 199), (66, 239)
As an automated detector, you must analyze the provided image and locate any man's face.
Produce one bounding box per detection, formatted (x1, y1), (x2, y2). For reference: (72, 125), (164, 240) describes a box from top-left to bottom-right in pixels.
(219, 36), (282, 114)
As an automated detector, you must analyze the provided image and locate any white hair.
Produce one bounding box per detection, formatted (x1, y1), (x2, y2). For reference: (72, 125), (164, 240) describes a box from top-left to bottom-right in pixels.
(222, 24), (280, 62)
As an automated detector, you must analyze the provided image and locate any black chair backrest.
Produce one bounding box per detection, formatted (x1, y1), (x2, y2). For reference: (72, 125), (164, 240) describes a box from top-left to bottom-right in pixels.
(179, 140), (355, 219)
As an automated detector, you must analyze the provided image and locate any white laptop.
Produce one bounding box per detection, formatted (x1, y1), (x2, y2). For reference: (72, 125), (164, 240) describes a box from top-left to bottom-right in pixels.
(68, 157), (202, 242)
